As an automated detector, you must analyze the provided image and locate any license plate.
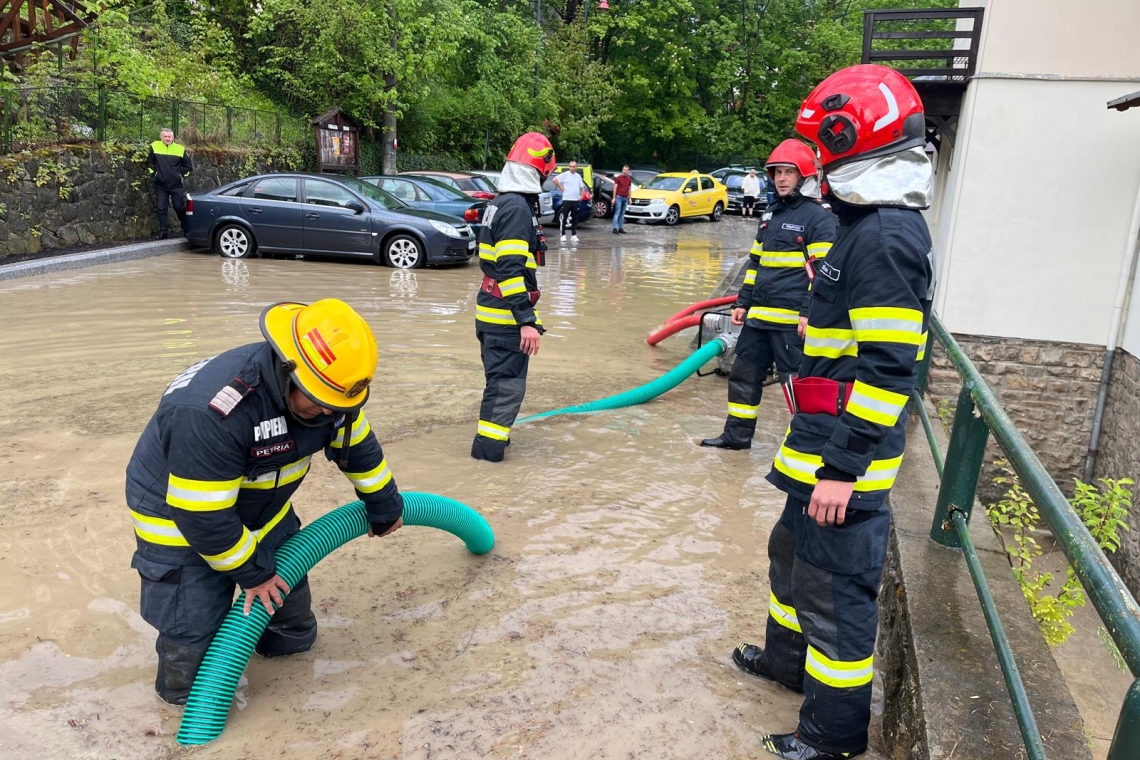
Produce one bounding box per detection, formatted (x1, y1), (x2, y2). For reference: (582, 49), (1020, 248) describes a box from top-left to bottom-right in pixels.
(468, 240), (476, 250)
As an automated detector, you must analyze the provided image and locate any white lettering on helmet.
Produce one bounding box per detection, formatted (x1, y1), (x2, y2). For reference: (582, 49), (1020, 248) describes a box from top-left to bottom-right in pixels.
(873, 82), (899, 133)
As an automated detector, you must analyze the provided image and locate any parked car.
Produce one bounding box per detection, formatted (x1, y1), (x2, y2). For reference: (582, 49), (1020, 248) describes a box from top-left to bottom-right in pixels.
(591, 171), (641, 218)
(717, 170), (769, 215)
(544, 163), (594, 224)
(470, 169), (556, 225)
(362, 174), (487, 235)
(184, 173), (477, 269)
(401, 171), (497, 200)
(628, 166), (666, 185)
(625, 171), (728, 226)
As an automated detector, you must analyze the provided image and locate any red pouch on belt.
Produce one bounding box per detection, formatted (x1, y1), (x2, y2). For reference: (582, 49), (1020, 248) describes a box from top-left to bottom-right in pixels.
(789, 376), (853, 416)
(481, 275), (541, 305)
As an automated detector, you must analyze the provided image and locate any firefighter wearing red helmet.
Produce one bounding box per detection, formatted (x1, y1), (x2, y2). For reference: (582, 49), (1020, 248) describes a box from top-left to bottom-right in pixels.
(732, 65), (935, 760)
(700, 139), (836, 450)
(471, 132), (555, 462)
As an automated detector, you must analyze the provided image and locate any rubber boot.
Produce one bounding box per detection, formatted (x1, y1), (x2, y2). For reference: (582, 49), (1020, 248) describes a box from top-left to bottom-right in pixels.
(155, 637), (210, 706)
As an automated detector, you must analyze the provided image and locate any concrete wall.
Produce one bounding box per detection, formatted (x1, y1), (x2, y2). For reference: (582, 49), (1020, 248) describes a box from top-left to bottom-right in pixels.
(0, 143), (304, 258)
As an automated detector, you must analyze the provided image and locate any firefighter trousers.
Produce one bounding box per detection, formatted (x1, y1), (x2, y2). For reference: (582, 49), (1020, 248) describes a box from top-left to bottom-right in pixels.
(720, 324), (802, 446)
(134, 553), (317, 705)
(472, 329), (529, 462)
(763, 494), (890, 755)
(154, 183), (187, 234)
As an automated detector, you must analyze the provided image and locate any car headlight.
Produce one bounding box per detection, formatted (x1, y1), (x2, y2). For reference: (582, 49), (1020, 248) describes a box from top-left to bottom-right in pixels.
(649, 198), (666, 206)
(429, 220), (464, 238)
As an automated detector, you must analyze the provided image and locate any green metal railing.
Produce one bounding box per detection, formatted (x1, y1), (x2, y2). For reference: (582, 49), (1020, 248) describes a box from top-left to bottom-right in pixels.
(914, 314), (1140, 760)
(1, 86), (307, 154)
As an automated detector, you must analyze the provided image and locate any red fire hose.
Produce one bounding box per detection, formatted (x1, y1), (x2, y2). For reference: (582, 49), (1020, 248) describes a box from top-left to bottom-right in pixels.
(663, 295), (736, 325)
(647, 314), (702, 346)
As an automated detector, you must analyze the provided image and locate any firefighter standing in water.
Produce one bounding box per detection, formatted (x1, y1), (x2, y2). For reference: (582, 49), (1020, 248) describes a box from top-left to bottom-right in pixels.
(126, 299), (404, 705)
(701, 139), (836, 450)
(471, 132), (555, 462)
(731, 64), (935, 759)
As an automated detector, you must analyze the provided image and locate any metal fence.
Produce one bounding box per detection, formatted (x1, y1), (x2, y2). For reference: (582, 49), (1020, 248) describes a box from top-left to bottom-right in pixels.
(0, 86), (308, 153)
(912, 314), (1140, 760)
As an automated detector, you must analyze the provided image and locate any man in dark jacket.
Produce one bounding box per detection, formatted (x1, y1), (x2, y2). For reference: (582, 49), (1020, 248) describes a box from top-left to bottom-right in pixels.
(471, 131), (555, 462)
(730, 65), (935, 760)
(147, 128), (193, 239)
(126, 299), (404, 705)
(701, 139), (836, 450)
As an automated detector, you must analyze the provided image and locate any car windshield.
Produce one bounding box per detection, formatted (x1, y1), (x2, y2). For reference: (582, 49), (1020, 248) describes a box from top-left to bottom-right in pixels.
(475, 175), (497, 192)
(725, 175), (745, 189)
(643, 176), (685, 191)
(339, 177), (407, 210)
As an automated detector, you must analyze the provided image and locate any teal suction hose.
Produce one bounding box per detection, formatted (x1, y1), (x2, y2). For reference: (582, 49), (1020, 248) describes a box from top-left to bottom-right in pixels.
(176, 493), (493, 746)
(517, 335), (730, 424)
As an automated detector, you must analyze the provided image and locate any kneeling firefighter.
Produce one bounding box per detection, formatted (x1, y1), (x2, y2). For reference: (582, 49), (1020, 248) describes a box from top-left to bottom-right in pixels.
(732, 65), (935, 759)
(471, 131), (555, 462)
(701, 139), (837, 450)
(126, 299), (405, 705)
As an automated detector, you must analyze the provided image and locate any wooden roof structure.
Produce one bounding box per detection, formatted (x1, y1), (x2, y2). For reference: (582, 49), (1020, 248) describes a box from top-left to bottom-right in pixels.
(1, 0), (95, 59)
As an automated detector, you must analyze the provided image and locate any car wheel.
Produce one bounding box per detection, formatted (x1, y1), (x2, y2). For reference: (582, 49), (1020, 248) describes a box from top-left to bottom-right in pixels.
(215, 224), (255, 259)
(385, 234), (424, 269)
(664, 206), (681, 226)
(593, 199), (609, 218)
(710, 202), (724, 222)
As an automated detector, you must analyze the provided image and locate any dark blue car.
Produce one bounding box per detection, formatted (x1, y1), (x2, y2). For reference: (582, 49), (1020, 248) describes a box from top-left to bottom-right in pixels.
(184, 173), (478, 269)
(361, 175), (487, 236)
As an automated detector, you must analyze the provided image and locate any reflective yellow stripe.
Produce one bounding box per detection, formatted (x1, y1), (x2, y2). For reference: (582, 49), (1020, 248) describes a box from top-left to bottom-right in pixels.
(850, 307), (924, 345)
(743, 269), (756, 286)
(130, 509), (190, 547)
(805, 646), (873, 688)
(525, 252), (538, 270)
(345, 459), (393, 494)
(276, 456), (312, 488)
(916, 331), (929, 361)
(330, 413), (371, 449)
(479, 243), (496, 262)
(476, 305), (517, 325)
(804, 326), (858, 359)
(750, 241), (763, 256)
(499, 276), (527, 297)
(769, 592), (801, 633)
(201, 528), (257, 571)
(807, 241), (832, 258)
(131, 501), (294, 550)
(167, 474), (242, 512)
(727, 401), (760, 420)
(760, 250), (803, 268)
(477, 419), (511, 441)
(747, 305), (800, 325)
(773, 445), (903, 492)
(495, 239), (530, 257)
(240, 471), (277, 490)
(846, 381), (908, 427)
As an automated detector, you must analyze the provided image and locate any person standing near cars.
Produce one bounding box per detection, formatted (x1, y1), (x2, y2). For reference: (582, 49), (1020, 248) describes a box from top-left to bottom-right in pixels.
(553, 161), (586, 245)
(741, 168), (762, 217)
(471, 131), (555, 463)
(612, 165), (633, 234)
(147, 128), (193, 239)
(700, 139), (836, 451)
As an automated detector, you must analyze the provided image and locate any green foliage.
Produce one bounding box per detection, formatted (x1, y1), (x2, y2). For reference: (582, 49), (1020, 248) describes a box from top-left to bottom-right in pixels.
(936, 399), (954, 430)
(986, 461), (1132, 647)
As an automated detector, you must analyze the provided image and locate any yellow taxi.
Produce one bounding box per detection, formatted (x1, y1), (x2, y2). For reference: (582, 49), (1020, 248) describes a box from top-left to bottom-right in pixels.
(626, 171), (728, 226)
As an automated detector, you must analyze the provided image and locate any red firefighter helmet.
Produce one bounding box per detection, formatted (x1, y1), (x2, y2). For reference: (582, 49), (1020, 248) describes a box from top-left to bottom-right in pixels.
(764, 139), (817, 180)
(795, 64), (925, 168)
(506, 132), (556, 179)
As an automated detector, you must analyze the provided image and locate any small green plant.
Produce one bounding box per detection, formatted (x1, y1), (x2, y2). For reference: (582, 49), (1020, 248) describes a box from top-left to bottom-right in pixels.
(1099, 625), (1129, 671)
(30, 225), (42, 238)
(986, 460), (1131, 647)
(936, 398), (954, 430)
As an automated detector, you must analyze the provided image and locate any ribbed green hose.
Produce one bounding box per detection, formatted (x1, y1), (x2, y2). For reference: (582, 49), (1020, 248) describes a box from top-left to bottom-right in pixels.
(517, 337), (726, 424)
(176, 493), (493, 746)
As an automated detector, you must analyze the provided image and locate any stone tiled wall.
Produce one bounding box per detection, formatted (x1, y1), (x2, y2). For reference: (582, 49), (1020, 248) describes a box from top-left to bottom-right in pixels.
(1093, 348), (1140, 598)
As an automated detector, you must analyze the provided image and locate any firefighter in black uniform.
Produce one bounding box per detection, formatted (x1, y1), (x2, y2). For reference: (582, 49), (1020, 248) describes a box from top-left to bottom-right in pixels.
(731, 65), (935, 759)
(126, 299), (404, 705)
(471, 131), (555, 462)
(701, 139), (836, 450)
(146, 128), (193, 239)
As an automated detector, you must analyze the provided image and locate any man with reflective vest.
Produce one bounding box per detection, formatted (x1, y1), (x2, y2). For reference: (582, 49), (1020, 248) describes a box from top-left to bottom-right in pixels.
(701, 139), (836, 450)
(147, 128), (193, 239)
(125, 299), (404, 705)
(731, 65), (934, 760)
(471, 131), (554, 462)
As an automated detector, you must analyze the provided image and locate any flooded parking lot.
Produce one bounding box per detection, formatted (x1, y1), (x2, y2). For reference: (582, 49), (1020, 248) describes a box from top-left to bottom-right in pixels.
(0, 218), (891, 759)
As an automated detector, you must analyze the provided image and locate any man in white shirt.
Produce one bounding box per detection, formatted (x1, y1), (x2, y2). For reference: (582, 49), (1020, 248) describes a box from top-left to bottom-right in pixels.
(553, 161), (587, 244)
(741, 169), (762, 217)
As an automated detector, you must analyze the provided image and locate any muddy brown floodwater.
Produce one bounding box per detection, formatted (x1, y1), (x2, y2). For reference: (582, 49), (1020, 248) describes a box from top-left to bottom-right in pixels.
(0, 218), (894, 760)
